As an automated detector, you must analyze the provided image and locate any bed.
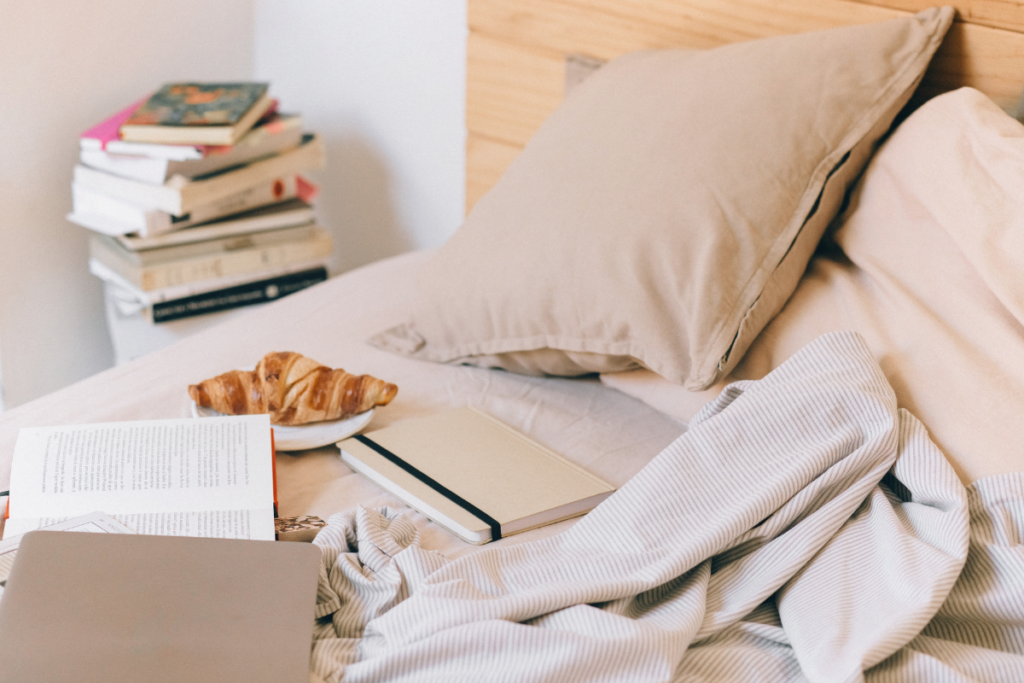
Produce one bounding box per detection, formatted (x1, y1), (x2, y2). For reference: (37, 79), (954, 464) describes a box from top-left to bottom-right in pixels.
(4, 1), (1024, 681)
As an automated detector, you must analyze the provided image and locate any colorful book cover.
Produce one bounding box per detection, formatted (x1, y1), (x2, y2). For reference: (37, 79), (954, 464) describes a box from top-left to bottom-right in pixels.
(80, 96), (152, 149)
(124, 83), (270, 127)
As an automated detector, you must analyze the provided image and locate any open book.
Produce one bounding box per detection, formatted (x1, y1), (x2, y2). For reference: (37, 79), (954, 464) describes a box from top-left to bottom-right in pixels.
(4, 416), (276, 541)
(338, 407), (615, 544)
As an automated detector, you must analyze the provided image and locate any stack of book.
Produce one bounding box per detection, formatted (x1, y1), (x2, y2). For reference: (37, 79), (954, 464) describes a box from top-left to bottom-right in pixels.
(69, 82), (331, 325)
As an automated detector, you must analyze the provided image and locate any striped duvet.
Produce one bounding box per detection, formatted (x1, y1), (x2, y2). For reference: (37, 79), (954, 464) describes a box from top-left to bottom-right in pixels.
(308, 332), (1024, 682)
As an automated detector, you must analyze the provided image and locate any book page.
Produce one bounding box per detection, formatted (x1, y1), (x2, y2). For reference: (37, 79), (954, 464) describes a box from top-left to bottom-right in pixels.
(7, 416), (274, 538)
(2, 508), (275, 543)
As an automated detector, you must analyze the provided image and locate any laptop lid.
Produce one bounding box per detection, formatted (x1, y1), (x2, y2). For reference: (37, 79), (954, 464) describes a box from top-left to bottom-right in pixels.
(0, 531), (321, 683)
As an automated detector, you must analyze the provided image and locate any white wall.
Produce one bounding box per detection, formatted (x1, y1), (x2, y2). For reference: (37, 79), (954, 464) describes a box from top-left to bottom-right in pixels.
(0, 1), (255, 408)
(0, 0), (467, 408)
(253, 0), (467, 273)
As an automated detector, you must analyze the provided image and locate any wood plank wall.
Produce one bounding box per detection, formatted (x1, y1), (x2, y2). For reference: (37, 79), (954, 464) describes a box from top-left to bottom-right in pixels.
(466, 0), (1024, 212)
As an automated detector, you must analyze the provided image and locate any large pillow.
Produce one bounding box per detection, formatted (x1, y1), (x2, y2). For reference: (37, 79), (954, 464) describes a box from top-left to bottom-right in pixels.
(603, 86), (1024, 485)
(371, 9), (953, 390)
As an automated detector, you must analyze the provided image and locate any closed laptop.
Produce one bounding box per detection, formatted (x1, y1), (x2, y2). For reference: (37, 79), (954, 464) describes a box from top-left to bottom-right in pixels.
(0, 531), (321, 683)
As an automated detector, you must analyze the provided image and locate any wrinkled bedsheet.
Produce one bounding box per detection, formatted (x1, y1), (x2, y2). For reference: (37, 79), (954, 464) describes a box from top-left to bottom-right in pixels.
(0, 249), (686, 554)
(308, 332), (1024, 682)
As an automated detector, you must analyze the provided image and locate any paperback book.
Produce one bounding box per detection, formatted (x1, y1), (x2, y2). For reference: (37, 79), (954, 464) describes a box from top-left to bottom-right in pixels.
(4, 416), (277, 540)
(91, 257), (331, 307)
(69, 175), (316, 237)
(119, 82), (274, 146)
(94, 221), (322, 267)
(80, 114), (304, 185)
(72, 80), (334, 328)
(88, 225), (333, 291)
(116, 199), (315, 250)
(73, 134), (324, 216)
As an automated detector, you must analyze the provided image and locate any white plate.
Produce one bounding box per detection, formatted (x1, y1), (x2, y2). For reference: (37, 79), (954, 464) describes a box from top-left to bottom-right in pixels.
(190, 400), (375, 451)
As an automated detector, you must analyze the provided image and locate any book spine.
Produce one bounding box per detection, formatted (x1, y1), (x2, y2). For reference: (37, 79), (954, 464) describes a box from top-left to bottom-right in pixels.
(72, 136), (321, 216)
(79, 96), (151, 150)
(91, 230), (332, 291)
(177, 175), (298, 230)
(117, 200), (313, 251)
(170, 116), (303, 180)
(135, 230), (332, 291)
(80, 117), (304, 185)
(90, 235), (139, 282)
(91, 256), (330, 304)
(178, 135), (324, 212)
(129, 223), (320, 266)
(73, 177), (300, 239)
(150, 267), (327, 323)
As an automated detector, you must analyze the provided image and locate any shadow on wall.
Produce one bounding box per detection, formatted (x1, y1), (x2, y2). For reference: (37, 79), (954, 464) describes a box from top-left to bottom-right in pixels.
(316, 134), (418, 274)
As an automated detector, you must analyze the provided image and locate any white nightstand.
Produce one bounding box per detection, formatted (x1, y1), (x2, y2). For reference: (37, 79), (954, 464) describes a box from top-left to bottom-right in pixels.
(102, 283), (265, 365)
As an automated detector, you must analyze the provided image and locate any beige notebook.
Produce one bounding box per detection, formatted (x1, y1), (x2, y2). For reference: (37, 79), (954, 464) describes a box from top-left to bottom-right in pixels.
(337, 407), (615, 544)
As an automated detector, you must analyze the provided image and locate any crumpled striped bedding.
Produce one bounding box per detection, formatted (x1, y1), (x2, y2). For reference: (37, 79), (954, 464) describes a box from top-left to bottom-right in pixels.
(307, 332), (1024, 682)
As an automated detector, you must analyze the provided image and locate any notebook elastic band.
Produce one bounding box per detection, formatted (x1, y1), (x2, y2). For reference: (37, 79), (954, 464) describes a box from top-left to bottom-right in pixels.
(352, 435), (502, 542)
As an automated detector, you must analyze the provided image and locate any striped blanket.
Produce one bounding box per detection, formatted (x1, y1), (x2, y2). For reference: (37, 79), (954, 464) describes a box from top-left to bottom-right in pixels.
(308, 332), (1024, 682)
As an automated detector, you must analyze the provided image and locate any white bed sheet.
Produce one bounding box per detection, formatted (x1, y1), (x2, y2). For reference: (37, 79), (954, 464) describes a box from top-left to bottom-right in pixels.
(0, 249), (685, 555)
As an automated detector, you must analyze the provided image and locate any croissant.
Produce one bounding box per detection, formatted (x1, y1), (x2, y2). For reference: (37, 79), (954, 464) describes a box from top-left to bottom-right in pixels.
(188, 351), (398, 426)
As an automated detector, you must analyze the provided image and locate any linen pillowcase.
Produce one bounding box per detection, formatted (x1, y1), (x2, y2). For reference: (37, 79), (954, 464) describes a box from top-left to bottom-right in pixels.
(601, 86), (1024, 486)
(371, 9), (953, 390)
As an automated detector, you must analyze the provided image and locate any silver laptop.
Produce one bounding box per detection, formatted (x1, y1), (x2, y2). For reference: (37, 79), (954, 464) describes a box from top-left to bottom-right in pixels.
(0, 531), (321, 683)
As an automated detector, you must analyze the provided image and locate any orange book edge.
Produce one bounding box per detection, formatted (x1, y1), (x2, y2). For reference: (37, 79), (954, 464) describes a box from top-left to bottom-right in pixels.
(271, 429), (279, 519)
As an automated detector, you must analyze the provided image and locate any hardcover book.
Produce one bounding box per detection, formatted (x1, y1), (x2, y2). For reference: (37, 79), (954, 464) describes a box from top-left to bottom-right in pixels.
(120, 82), (274, 146)
(338, 407), (616, 544)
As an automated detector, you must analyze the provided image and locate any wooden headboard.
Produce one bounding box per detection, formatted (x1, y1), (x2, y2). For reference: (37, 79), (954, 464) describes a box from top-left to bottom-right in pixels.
(466, 0), (1024, 213)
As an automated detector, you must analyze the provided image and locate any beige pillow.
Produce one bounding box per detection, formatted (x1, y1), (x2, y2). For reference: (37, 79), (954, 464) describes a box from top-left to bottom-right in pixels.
(603, 87), (1024, 485)
(371, 9), (953, 390)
